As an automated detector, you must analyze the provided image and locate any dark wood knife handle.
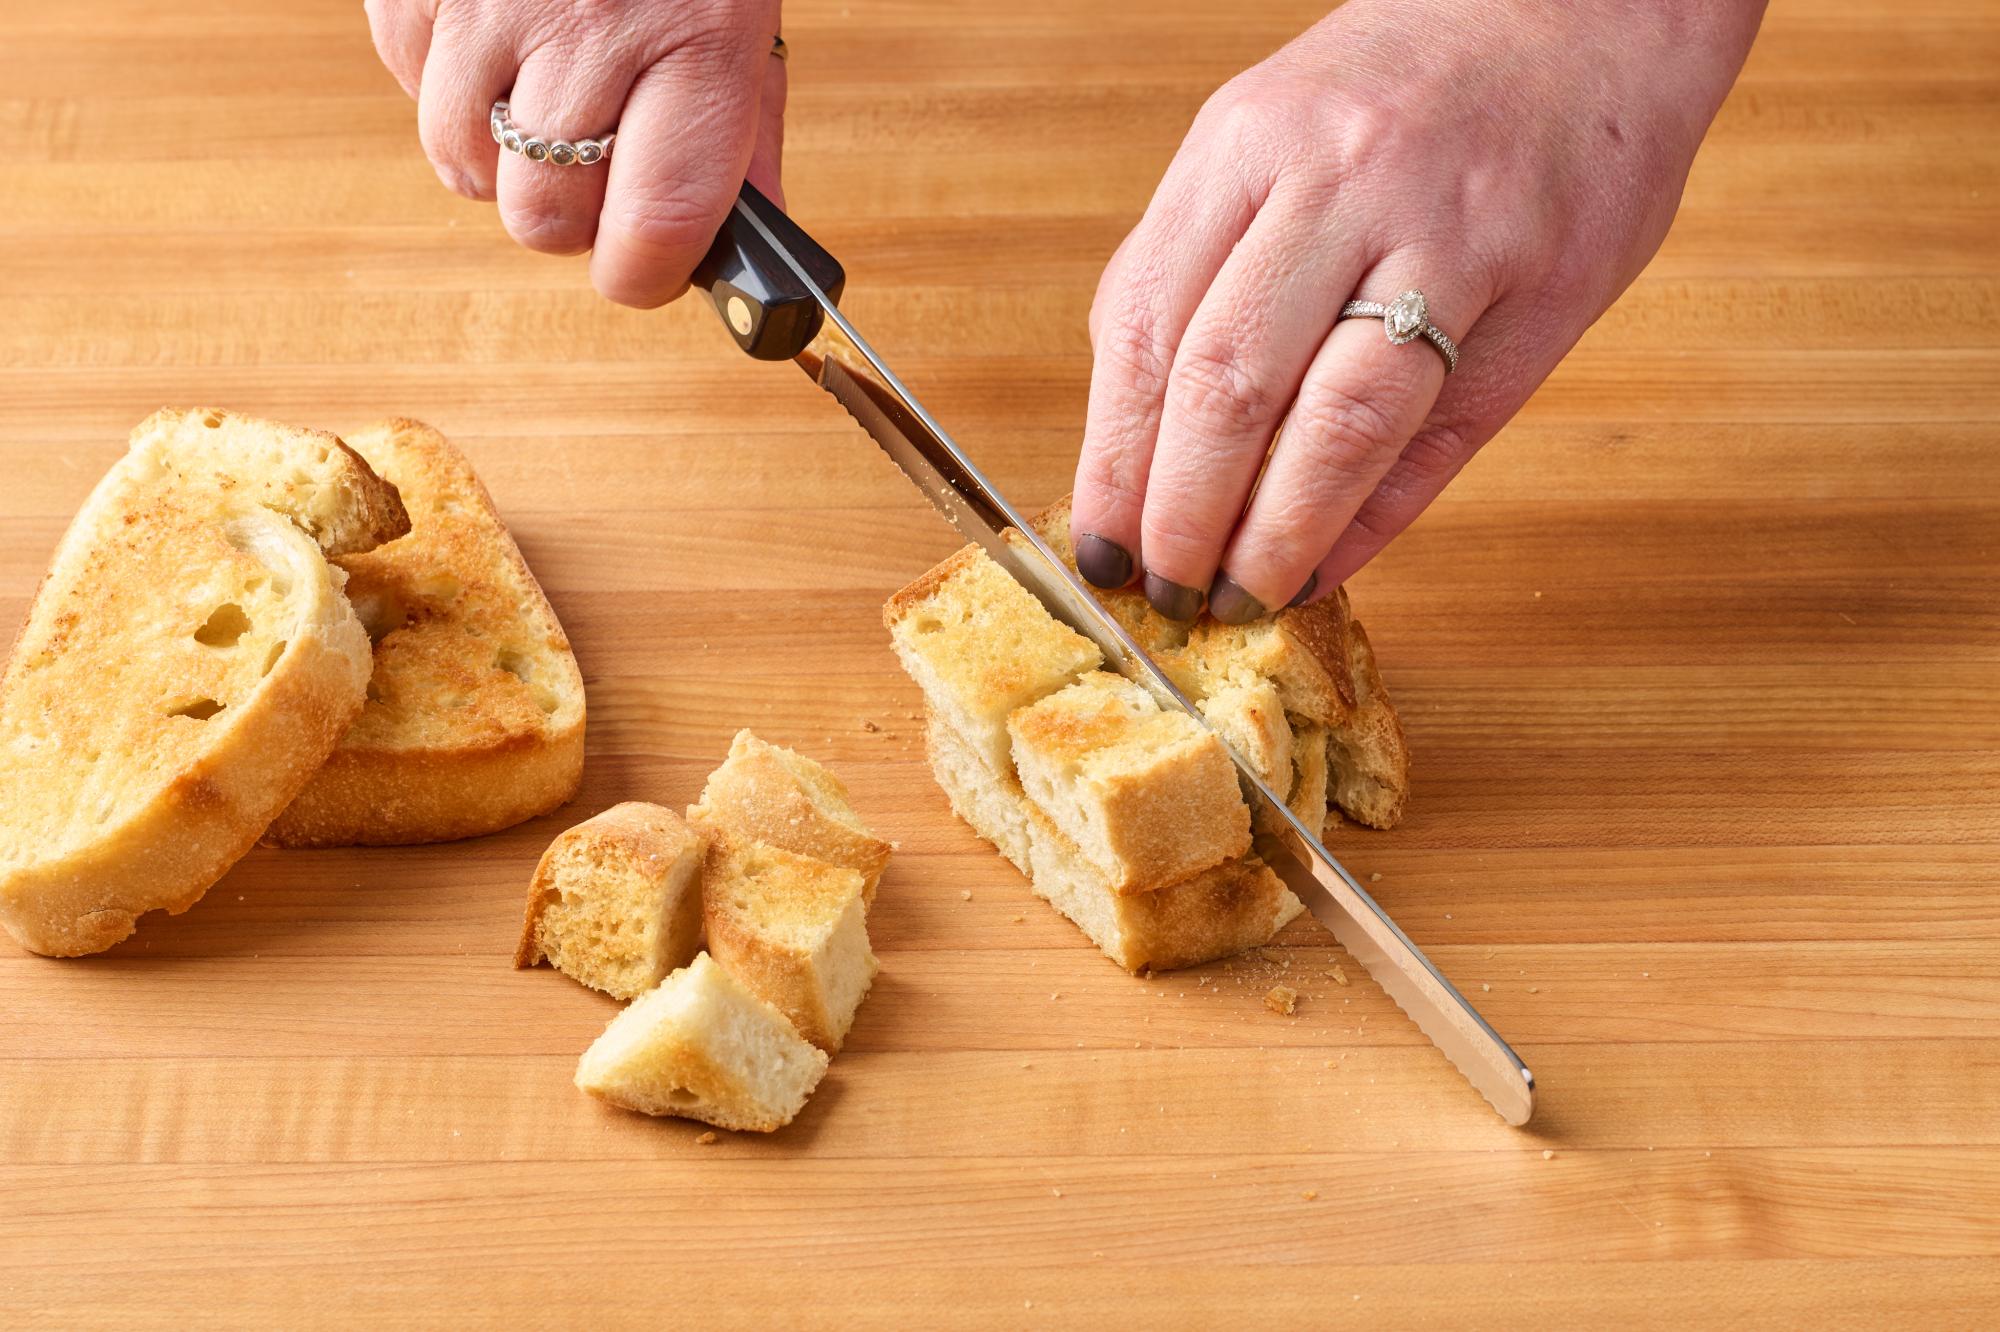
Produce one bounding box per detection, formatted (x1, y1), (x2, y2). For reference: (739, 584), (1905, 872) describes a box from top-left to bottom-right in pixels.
(691, 182), (846, 361)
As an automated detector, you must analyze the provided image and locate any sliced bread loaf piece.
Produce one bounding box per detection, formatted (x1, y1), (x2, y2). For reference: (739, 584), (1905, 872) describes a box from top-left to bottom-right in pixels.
(575, 951), (830, 1131)
(1183, 594), (1358, 729)
(884, 544), (1102, 774)
(688, 729), (892, 907)
(515, 802), (705, 1000)
(1197, 679), (1294, 800)
(1007, 671), (1250, 895)
(701, 831), (878, 1052)
(926, 713), (1302, 971)
(0, 408), (409, 956)
(265, 419), (586, 847)
(1328, 619), (1412, 829)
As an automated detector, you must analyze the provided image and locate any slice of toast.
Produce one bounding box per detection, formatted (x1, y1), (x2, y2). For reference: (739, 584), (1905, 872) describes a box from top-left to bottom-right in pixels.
(701, 830), (878, 1053)
(515, 802), (706, 1000)
(575, 952), (830, 1132)
(265, 419), (585, 846)
(687, 729), (892, 908)
(926, 712), (1302, 971)
(1007, 671), (1251, 895)
(0, 408), (408, 956)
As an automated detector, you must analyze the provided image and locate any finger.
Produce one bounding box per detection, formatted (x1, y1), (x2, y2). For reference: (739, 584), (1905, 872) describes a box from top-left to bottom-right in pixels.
(1309, 293), (1560, 589)
(589, 33), (769, 309)
(1206, 270), (1483, 622)
(1135, 181), (1365, 619)
(1069, 155), (1259, 591)
(416, 19), (515, 200)
(365, 0), (433, 99)
(746, 49), (788, 207)
(495, 40), (637, 256)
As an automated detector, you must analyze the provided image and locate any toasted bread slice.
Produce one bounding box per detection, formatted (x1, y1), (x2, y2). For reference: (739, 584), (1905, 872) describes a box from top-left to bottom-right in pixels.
(515, 802), (706, 1000)
(701, 831), (877, 1053)
(1008, 672), (1250, 895)
(925, 713), (1301, 971)
(575, 952), (830, 1132)
(265, 419), (585, 847)
(688, 729), (892, 908)
(0, 408), (408, 956)
(884, 544), (1102, 774)
(1327, 618), (1411, 829)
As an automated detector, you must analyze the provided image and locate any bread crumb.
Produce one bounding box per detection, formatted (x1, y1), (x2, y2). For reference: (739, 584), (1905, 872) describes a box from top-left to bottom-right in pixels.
(1253, 947), (1283, 963)
(1051, 1187), (1063, 1198)
(1528, 986), (1540, 993)
(1481, 983), (1490, 992)
(1050, 992), (1061, 1001)
(1533, 590), (1543, 599)
(695, 1131), (718, 1145)
(1265, 985), (1298, 1015)
(1369, 872), (1381, 882)
(861, 720), (879, 732)
(960, 890), (972, 901)
(1011, 914), (1025, 923)
(1542, 1149), (1555, 1160)
(1302, 1189), (1319, 1201)
(1330, 966), (1349, 987)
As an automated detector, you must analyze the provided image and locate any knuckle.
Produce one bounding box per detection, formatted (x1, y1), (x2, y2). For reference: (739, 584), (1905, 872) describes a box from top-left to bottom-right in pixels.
(1168, 343), (1283, 440)
(1288, 381), (1406, 482)
(1092, 299), (1175, 389)
(603, 184), (721, 260)
(503, 200), (593, 254)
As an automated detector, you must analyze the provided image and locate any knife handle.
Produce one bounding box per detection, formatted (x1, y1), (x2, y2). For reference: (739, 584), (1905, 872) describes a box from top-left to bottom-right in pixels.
(691, 182), (846, 361)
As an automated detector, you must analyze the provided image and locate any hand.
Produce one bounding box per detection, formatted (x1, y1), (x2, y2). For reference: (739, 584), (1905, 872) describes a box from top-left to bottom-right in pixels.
(366, 0), (785, 306)
(1068, 0), (1765, 621)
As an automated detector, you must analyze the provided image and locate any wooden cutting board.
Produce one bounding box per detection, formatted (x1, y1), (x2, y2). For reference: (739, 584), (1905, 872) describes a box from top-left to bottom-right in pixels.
(3, 0), (1997, 1324)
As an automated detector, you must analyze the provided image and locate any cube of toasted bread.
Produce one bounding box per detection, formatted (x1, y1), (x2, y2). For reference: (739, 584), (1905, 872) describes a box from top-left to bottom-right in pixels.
(1008, 672), (1251, 895)
(688, 729), (892, 907)
(1183, 593), (1357, 727)
(923, 707), (1035, 874)
(515, 802), (705, 1000)
(701, 831), (877, 1052)
(884, 544), (1102, 774)
(0, 409), (408, 957)
(1328, 619), (1411, 829)
(265, 419), (585, 847)
(1197, 680), (1294, 800)
(924, 714), (1301, 971)
(575, 952), (830, 1132)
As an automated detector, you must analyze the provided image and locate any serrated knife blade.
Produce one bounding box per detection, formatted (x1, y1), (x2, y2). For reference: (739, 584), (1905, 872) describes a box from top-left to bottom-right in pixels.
(704, 185), (1535, 1125)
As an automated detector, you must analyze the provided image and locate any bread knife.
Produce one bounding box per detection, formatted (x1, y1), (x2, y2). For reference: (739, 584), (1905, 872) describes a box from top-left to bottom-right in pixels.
(691, 183), (1536, 1126)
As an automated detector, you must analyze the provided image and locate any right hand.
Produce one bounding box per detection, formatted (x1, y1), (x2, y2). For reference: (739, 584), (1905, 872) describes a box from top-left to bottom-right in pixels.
(366, 0), (786, 307)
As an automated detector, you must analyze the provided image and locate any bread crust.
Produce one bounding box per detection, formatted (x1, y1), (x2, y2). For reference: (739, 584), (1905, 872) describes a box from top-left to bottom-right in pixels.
(263, 419), (586, 847)
(0, 409), (398, 956)
(687, 729), (892, 907)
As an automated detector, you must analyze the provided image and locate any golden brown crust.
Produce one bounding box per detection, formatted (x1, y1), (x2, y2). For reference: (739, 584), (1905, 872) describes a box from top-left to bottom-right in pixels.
(264, 419), (586, 847)
(687, 730), (892, 907)
(1327, 619), (1412, 829)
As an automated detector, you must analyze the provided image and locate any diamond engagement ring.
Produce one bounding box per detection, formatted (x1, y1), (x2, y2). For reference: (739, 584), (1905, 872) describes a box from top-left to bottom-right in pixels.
(1337, 289), (1459, 373)
(489, 101), (615, 166)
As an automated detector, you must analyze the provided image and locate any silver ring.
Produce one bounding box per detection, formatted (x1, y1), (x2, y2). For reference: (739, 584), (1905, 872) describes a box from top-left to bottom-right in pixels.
(1337, 289), (1458, 373)
(489, 101), (615, 167)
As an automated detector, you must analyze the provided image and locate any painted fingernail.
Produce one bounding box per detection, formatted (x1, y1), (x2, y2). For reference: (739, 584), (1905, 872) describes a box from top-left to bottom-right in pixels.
(1074, 533), (1133, 589)
(1206, 573), (1266, 625)
(1143, 571), (1205, 622)
(1286, 573), (1319, 608)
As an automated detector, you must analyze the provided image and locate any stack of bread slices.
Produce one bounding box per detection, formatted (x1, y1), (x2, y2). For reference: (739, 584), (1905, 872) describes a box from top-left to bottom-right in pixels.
(0, 410), (585, 957)
(517, 731), (892, 1133)
(885, 496), (1409, 973)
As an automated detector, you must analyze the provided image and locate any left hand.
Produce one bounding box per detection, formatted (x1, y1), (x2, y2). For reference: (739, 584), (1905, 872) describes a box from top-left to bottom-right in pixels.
(1067, 0), (1765, 622)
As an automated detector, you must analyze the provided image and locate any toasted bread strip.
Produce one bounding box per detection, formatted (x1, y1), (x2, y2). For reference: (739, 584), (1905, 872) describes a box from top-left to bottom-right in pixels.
(265, 419), (585, 846)
(516, 802), (706, 1000)
(575, 952), (830, 1132)
(0, 409), (406, 956)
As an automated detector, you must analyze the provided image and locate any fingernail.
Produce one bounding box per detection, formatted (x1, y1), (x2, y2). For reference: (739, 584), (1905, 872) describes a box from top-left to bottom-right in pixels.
(1143, 571), (1205, 622)
(1206, 573), (1266, 625)
(1074, 533), (1133, 589)
(1286, 573), (1319, 608)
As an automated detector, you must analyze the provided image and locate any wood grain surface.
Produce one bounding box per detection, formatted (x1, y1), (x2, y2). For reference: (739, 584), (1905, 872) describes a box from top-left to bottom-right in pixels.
(4, 0), (1998, 1325)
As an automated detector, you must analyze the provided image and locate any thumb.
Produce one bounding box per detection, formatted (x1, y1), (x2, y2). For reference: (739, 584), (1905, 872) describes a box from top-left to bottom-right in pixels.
(746, 48), (788, 208)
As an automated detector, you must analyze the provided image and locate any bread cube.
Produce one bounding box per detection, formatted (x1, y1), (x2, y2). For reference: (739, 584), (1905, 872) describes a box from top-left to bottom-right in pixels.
(884, 544), (1102, 774)
(688, 729), (893, 907)
(924, 707), (1033, 874)
(575, 952), (829, 1132)
(701, 831), (878, 1052)
(515, 802), (705, 1000)
(1007, 672), (1250, 894)
(1197, 680), (1294, 799)
(1184, 593), (1357, 727)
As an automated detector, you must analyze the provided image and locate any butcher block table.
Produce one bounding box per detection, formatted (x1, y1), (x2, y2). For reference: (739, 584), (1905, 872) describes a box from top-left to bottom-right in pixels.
(4, 0), (1998, 1325)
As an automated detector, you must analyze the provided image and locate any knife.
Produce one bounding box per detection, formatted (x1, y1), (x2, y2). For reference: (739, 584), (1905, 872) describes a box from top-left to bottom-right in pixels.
(692, 183), (1536, 1126)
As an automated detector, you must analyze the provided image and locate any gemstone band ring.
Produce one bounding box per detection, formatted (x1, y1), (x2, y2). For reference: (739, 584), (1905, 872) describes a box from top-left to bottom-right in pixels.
(489, 102), (615, 167)
(1337, 289), (1459, 373)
